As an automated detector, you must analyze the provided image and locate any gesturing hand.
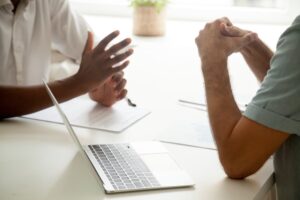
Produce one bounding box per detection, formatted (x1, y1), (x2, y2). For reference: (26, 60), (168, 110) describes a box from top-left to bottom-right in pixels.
(76, 30), (133, 92)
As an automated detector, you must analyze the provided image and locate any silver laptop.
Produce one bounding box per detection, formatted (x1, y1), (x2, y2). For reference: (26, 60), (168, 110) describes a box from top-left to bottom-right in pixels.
(43, 80), (194, 193)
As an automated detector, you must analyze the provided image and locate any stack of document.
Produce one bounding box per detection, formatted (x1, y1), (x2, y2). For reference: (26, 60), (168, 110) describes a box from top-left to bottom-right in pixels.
(23, 97), (150, 133)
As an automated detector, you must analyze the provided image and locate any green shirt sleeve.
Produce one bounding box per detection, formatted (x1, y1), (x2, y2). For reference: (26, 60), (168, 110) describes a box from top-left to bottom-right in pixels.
(243, 15), (300, 136)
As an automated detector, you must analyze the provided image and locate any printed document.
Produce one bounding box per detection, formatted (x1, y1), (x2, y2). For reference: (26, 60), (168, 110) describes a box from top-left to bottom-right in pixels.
(24, 97), (150, 133)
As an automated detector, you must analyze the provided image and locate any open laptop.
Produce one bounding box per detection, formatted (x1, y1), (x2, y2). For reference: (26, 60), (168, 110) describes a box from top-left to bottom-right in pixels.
(43, 80), (194, 193)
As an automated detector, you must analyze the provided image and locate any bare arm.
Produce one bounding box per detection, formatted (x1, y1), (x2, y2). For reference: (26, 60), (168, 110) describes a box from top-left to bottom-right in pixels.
(0, 31), (133, 119)
(201, 57), (288, 178)
(0, 76), (86, 119)
(196, 18), (289, 178)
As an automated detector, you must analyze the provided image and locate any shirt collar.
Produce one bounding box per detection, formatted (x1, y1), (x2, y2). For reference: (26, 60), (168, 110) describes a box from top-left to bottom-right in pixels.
(0, 0), (34, 8)
(0, 0), (11, 7)
(24, 0), (34, 6)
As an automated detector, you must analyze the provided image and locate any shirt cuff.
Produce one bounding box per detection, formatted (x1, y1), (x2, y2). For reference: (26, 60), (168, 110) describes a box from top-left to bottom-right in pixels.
(243, 103), (300, 136)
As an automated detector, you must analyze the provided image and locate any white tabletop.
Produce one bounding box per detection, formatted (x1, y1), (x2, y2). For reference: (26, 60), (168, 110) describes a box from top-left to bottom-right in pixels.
(0, 15), (287, 200)
(0, 117), (274, 200)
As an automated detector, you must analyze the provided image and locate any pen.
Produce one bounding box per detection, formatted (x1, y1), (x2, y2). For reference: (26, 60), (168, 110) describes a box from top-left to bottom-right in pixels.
(127, 98), (137, 107)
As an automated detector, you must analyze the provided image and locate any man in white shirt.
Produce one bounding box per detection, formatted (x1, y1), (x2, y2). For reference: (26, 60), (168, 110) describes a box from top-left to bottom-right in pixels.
(0, 0), (133, 119)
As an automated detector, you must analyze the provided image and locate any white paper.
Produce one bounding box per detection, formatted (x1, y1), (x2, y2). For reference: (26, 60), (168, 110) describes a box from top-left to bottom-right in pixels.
(23, 98), (150, 133)
(157, 104), (216, 150)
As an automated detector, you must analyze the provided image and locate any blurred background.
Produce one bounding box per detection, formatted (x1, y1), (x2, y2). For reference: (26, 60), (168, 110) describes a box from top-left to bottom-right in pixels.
(51, 0), (300, 108)
(69, 0), (300, 24)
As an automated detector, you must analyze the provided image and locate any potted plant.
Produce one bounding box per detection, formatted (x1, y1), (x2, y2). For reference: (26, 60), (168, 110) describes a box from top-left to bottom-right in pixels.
(130, 0), (169, 36)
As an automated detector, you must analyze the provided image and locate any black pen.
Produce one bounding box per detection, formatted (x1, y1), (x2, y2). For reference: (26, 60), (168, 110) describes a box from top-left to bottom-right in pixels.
(127, 98), (137, 107)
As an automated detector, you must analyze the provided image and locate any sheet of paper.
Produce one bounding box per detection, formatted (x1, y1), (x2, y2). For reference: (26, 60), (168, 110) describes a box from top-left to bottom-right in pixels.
(157, 104), (216, 150)
(178, 87), (251, 113)
(23, 97), (150, 133)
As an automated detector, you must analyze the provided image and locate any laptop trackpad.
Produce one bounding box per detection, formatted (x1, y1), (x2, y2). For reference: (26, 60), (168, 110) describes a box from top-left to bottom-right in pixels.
(141, 154), (192, 186)
(141, 154), (180, 171)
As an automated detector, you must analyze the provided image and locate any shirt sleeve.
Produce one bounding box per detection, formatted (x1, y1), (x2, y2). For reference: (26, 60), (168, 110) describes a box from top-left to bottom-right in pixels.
(50, 0), (89, 62)
(243, 15), (300, 136)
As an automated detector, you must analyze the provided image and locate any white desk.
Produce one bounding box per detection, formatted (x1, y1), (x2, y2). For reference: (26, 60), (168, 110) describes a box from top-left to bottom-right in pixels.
(0, 15), (288, 200)
(0, 117), (274, 200)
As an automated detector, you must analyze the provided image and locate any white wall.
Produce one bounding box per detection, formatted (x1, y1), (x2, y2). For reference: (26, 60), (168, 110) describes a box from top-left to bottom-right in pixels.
(70, 0), (300, 25)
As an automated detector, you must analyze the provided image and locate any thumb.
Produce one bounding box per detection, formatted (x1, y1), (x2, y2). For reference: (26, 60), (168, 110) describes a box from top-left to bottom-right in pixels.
(242, 32), (258, 44)
(220, 23), (246, 37)
(233, 32), (258, 50)
(83, 31), (94, 55)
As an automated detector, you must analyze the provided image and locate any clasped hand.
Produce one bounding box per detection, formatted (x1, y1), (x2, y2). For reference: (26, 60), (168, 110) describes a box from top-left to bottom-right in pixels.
(195, 17), (258, 62)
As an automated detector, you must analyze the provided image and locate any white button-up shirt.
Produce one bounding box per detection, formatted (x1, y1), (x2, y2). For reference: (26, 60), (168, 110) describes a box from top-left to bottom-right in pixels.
(0, 0), (88, 86)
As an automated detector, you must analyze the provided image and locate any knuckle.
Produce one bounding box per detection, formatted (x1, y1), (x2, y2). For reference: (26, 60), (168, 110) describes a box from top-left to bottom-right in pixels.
(221, 16), (229, 21)
(215, 19), (222, 24)
(224, 17), (230, 22)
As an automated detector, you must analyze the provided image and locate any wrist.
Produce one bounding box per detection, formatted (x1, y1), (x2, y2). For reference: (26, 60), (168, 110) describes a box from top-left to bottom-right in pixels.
(201, 55), (228, 68)
(201, 49), (228, 63)
(201, 56), (228, 78)
(65, 73), (91, 95)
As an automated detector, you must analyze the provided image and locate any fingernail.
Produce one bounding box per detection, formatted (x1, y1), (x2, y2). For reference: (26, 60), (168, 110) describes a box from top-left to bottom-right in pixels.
(127, 39), (132, 44)
(128, 49), (134, 54)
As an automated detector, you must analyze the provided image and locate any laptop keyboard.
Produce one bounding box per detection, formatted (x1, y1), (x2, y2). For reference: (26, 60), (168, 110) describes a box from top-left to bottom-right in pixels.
(89, 144), (161, 191)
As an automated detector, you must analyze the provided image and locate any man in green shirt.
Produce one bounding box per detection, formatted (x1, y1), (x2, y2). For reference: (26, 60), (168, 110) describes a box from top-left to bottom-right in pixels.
(195, 16), (300, 199)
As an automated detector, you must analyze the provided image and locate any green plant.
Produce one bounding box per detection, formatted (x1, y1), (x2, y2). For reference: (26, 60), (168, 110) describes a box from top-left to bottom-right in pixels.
(130, 0), (169, 12)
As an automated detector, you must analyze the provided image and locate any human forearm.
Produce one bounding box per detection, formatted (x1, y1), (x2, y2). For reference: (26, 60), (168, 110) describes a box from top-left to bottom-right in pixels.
(201, 57), (284, 179)
(196, 18), (289, 179)
(196, 19), (253, 144)
(241, 38), (273, 82)
(202, 57), (289, 179)
(201, 58), (242, 146)
(0, 31), (133, 119)
(202, 58), (256, 178)
(0, 75), (87, 119)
